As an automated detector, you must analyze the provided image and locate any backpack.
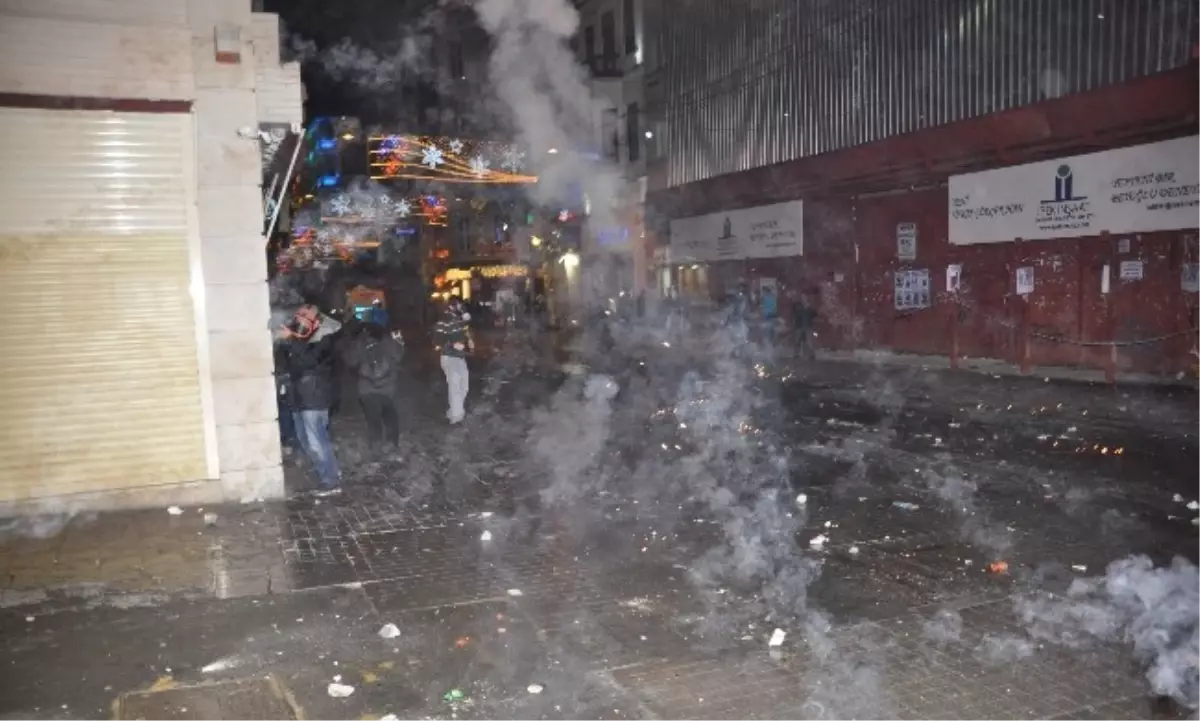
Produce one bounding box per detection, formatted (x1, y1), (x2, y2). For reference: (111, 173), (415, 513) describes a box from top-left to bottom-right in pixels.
(360, 340), (394, 382)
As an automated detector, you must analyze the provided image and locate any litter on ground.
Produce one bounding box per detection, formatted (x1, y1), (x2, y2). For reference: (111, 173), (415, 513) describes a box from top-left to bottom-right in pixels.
(166, 506), (183, 516)
(327, 683), (355, 698)
(768, 628), (787, 647)
(378, 623), (401, 639)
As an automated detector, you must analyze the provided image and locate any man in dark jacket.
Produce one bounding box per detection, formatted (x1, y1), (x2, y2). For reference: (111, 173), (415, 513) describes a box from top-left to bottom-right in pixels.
(279, 305), (343, 492)
(433, 296), (473, 424)
(346, 323), (404, 453)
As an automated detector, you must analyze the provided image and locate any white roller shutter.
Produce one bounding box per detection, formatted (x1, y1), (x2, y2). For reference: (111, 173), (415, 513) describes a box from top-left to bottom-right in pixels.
(0, 107), (214, 503)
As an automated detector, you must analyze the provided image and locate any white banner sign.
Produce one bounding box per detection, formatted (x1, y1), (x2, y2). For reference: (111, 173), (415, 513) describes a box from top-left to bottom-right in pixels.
(669, 200), (803, 262)
(949, 136), (1200, 245)
(896, 222), (917, 260)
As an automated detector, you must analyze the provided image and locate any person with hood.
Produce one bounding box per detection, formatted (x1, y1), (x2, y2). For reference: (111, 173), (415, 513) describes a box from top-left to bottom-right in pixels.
(279, 304), (343, 493)
(346, 322), (404, 454)
(434, 296), (473, 424)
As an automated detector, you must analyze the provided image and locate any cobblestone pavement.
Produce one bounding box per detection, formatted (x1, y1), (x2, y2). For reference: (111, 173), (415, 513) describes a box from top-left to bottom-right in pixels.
(0, 328), (1196, 720)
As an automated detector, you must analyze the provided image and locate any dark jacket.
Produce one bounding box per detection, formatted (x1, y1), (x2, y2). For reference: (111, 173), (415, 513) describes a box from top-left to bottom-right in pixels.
(434, 309), (470, 359)
(286, 315), (342, 411)
(346, 328), (404, 397)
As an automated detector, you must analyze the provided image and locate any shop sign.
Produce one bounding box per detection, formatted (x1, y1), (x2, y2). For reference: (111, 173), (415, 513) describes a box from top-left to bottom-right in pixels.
(669, 200), (803, 262)
(949, 136), (1200, 244)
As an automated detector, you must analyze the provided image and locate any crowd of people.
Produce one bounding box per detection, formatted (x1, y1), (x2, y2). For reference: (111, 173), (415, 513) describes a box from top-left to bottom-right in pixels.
(273, 297), (474, 495)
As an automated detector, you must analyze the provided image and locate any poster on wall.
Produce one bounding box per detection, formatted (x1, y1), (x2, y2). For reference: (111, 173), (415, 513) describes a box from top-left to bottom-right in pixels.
(1182, 263), (1199, 293)
(1119, 260), (1144, 280)
(948, 135), (1200, 245)
(896, 222), (917, 260)
(894, 269), (931, 310)
(946, 264), (962, 292)
(668, 200), (803, 262)
(1016, 266), (1035, 295)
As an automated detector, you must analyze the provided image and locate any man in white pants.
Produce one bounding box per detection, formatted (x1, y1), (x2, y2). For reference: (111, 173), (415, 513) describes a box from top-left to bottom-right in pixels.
(434, 296), (473, 424)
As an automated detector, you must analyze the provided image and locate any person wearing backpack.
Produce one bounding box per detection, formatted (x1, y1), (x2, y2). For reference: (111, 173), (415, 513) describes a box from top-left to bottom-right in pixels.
(347, 322), (404, 454)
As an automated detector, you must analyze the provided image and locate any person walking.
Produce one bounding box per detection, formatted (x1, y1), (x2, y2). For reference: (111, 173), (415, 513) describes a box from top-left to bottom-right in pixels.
(346, 322), (404, 456)
(792, 294), (818, 361)
(280, 304), (343, 494)
(761, 285), (779, 346)
(434, 296), (473, 425)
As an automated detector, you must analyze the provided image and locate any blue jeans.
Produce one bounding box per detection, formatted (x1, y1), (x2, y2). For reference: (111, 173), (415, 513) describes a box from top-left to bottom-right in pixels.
(293, 409), (340, 488)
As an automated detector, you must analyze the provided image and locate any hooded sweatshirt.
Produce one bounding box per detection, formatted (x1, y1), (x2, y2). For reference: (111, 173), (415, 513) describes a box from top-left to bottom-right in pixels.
(286, 314), (342, 411)
(434, 308), (471, 359)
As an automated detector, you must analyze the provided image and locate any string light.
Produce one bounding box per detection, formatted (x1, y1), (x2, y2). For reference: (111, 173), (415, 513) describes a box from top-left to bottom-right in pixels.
(367, 133), (538, 184)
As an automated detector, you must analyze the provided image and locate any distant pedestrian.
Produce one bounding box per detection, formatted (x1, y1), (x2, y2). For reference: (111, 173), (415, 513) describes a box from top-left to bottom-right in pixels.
(346, 322), (404, 455)
(434, 296), (474, 424)
(279, 304), (343, 494)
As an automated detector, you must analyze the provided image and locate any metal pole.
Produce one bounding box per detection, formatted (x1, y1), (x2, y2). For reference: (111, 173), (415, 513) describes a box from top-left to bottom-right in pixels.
(266, 130), (304, 243)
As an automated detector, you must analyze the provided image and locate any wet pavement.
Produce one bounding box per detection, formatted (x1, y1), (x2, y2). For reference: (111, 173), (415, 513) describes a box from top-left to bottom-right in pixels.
(1, 325), (1196, 720)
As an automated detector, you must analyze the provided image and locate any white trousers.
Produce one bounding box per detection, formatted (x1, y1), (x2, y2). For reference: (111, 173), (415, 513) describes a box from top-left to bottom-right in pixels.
(440, 355), (469, 423)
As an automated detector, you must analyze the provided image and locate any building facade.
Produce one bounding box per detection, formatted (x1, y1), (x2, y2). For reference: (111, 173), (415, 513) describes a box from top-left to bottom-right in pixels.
(0, 0), (302, 512)
(573, 0), (654, 301)
(644, 0), (1199, 378)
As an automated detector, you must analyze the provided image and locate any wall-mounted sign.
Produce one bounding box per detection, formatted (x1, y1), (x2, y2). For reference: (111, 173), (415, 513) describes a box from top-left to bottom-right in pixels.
(896, 222), (917, 260)
(1117, 237), (1131, 254)
(1016, 266), (1035, 295)
(1119, 260), (1144, 281)
(946, 264), (962, 292)
(949, 135), (1200, 244)
(1182, 263), (1199, 293)
(894, 269), (931, 310)
(669, 200), (803, 262)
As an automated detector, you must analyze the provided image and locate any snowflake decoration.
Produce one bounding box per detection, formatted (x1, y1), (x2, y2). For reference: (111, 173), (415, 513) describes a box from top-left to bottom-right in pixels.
(469, 155), (490, 176)
(449, 138), (464, 154)
(501, 146), (525, 173)
(395, 198), (412, 218)
(421, 145), (445, 169)
(376, 195), (392, 214)
(329, 195), (351, 216)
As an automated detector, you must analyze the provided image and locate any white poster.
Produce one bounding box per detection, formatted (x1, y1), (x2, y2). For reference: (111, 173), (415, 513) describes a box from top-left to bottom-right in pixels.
(669, 200), (803, 262)
(1119, 260), (1144, 280)
(1016, 266), (1035, 295)
(946, 263), (962, 292)
(896, 222), (917, 260)
(1182, 263), (1199, 293)
(894, 269), (931, 310)
(949, 136), (1200, 245)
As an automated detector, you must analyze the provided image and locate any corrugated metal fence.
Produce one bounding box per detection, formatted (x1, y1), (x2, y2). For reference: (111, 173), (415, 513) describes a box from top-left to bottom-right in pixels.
(651, 0), (1198, 187)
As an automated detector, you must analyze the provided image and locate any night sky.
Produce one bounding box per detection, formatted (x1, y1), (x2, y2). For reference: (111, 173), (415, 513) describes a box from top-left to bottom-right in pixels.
(264, 0), (438, 122)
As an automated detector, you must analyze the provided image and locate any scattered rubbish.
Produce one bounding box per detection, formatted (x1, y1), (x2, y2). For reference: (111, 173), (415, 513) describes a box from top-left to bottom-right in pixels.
(203, 512), (218, 526)
(808, 534), (828, 549)
(1071, 564), (1088, 573)
(333, 675), (341, 682)
(892, 501), (920, 511)
(24, 615), (33, 623)
(480, 511), (494, 519)
(1189, 501), (1199, 511)
(380, 715), (399, 721)
(443, 689), (466, 703)
(507, 588), (523, 597)
(848, 545), (860, 555)
(480, 530), (493, 541)
(1192, 517), (1199, 527)
(454, 636), (471, 649)
(200, 657), (238, 673)
(1173, 493), (1185, 503)
(768, 628), (787, 647)
(964, 559), (974, 566)
(527, 683), (545, 695)
(988, 561), (1009, 574)
(361, 671), (379, 685)
(166, 506), (183, 516)
(795, 493), (808, 506)
(378, 623), (401, 639)
(327, 683), (355, 698)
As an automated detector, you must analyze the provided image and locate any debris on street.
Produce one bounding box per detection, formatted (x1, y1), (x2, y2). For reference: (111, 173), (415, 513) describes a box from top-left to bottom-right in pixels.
(527, 683), (545, 694)
(203, 512), (218, 526)
(480, 530), (493, 541)
(166, 506), (183, 516)
(795, 493), (808, 506)
(988, 561), (1009, 574)
(768, 628), (787, 647)
(327, 682), (355, 698)
(378, 623), (401, 639)
(443, 689), (466, 703)
(507, 588), (523, 597)
(809, 534), (828, 549)
(892, 501), (920, 511)
(1071, 564), (1088, 573)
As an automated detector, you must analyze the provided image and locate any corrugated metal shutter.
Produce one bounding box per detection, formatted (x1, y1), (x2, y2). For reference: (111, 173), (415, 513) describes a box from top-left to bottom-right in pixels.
(0, 107), (211, 503)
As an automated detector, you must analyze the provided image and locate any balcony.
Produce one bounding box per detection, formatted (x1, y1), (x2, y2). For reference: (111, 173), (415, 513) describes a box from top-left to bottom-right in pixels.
(588, 54), (624, 79)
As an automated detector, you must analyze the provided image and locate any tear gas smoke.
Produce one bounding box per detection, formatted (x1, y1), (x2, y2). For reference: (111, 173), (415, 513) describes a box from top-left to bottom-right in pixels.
(1015, 554), (1199, 708)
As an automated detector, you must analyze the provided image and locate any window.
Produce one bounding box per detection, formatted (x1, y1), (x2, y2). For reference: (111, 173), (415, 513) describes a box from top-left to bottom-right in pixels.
(601, 108), (618, 160)
(449, 42), (464, 79)
(623, 0), (637, 57)
(626, 103), (640, 162)
(600, 11), (615, 66)
(584, 26), (595, 66)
